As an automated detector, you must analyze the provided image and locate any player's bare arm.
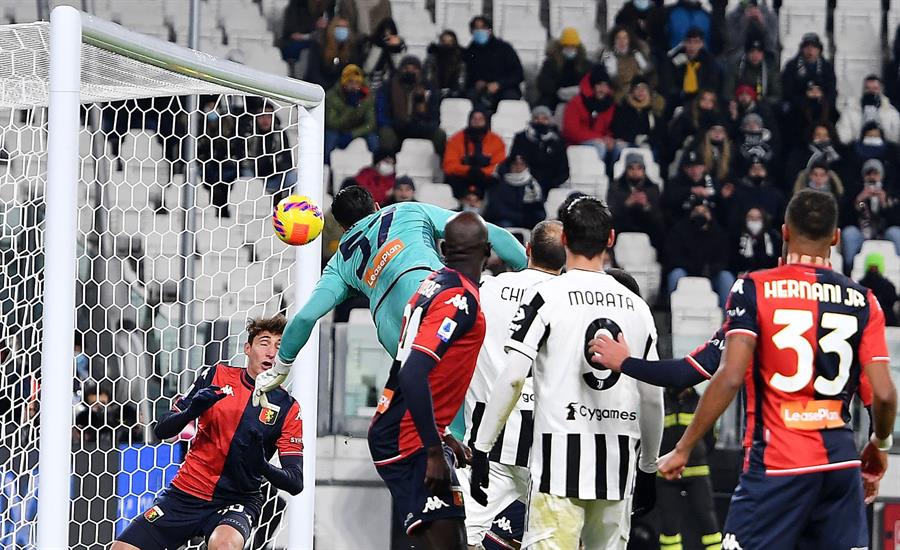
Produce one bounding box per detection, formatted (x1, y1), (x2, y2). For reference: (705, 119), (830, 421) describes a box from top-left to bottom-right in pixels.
(859, 359), (897, 484)
(658, 333), (755, 479)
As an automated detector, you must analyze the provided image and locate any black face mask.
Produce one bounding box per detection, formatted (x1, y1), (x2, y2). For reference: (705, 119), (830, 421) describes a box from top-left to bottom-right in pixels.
(749, 175), (765, 186)
(813, 139), (831, 149)
(699, 109), (717, 128)
(400, 72), (417, 84)
(532, 122), (549, 134)
(690, 213), (708, 229)
(862, 92), (882, 109)
(466, 126), (487, 138)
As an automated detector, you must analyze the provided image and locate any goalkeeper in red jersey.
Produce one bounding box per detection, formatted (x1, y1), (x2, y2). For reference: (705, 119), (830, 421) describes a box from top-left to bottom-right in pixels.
(113, 317), (303, 550)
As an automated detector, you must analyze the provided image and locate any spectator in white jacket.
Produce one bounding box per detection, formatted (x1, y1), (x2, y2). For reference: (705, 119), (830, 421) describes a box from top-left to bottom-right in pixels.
(838, 75), (900, 145)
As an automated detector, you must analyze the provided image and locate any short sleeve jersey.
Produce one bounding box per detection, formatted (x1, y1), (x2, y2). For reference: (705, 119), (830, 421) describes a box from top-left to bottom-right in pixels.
(723, 264), (889, 475)
(368, 268), (486, 465)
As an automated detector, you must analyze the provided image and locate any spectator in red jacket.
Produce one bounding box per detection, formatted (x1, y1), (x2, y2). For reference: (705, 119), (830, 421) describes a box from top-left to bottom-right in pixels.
(563, 65), (622, 165)
(353, 148), (396, 204)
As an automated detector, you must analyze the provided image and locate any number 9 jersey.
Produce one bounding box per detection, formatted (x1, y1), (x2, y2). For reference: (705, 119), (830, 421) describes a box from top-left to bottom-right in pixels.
(723, 264), (890, 475)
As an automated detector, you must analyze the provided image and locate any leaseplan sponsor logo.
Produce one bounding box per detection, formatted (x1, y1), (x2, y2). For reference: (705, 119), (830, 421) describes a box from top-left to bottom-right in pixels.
(365, 239), (404, 288)
(781, 399), (844, 430)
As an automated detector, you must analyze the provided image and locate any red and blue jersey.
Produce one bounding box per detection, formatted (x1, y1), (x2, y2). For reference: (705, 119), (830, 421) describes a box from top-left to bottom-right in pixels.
(170, 364), (303, 502)
(368, 268), (486, 465)
(723, 263), (888, 475)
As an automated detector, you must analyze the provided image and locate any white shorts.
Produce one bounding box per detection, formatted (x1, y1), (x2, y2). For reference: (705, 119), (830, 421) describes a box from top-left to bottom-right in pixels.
(456, 461), (530, 547)
(523, 487), (630, 550)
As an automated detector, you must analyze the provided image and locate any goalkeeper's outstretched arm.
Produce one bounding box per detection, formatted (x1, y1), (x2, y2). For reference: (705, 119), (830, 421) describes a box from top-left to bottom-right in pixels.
(421, 203), (527, 270)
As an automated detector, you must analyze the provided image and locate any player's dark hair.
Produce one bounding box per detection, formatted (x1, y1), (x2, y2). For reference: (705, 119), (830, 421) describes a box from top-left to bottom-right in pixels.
(559, 197), (613, 259)
(246, 316), (287, 344)
(332, 185), (377, 230)
(606, 268), (641, 297)
(556, 191), (586, 220)
(786, 189), (838, 241)
(530, 220), (565, 271)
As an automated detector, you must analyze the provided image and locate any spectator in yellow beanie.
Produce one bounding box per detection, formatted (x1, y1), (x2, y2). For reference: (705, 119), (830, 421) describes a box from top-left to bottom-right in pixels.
(536, 26), (590, 108)
(324, 63), (379, 164)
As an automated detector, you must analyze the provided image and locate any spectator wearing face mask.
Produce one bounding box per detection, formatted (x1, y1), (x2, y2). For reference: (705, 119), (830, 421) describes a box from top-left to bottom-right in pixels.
(324, 64), (378, 163)
(837, 75), (900, 146)
(723, 37), (781, 106)
(457, 183), (487, 214)
(509, 106), (569, 194)
(720, 156), (786, 235)
(463, 15), (524, 112)
(443, 108), (506, 200)
(732, 113), (776, 176)
(279, 0), (329, 82)
(784, 123), (843, 189)
(425, 30), (466, 98)
(598, 26), (657, 102)
(792, 153), (844, 203)
(679, 118), (731, 182)
(662, 27), (722, 112)
(663, 149), (720, 223)
(726, 83), (778, 140)
(353, 148), (397, 204)
(607, 152), (665, 251)
(484, 155), (546, 229)
(731, 207), (781, 275)
(376, 55), (445, 155)
(666, 200), (735, 308)
(781, 32), (837, 139)
(839, 159), (900, 272)
(666, 88), (719, 166)
(562, 65), (620, 163)
(319, 16), (364, 90)
(612, 75), (665, 154)
(614, 0), (667, 54)
(859, 253), (899, 326)
(536, 27), (591, 109)
(851, 121), (900, 184)
(723, 0), (778, 59)
(362, 17), (407, 89)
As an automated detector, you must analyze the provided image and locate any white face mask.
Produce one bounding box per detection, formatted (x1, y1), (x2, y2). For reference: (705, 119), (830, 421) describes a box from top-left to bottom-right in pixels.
(746, 220), (763, 236)
(503, 169), (531, 185)
(862, 136), (884, 147)
(376, 161), (395, 176)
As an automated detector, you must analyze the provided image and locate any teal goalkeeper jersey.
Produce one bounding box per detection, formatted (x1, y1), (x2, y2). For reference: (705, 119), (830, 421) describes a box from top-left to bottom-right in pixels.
(279, 202), (527, 360)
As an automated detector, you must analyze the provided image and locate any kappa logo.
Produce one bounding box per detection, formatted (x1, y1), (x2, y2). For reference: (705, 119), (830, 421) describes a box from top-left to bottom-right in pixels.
(493, 517), (512, 533)
(726, 307), (746, 318)
(221, 385), (234, 396)
(730, 279), (745, 295)
(422, 496), (449, 513)
(722, 533), (743, 550)
(259, 407), (278, 425)
(143, 505), (164, 523)
(443, 293), (469, 314)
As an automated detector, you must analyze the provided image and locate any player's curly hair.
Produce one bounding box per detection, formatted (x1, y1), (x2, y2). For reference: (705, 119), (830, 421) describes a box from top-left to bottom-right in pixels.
(786, 188), (837, 241)
(246, 316), (287, 344)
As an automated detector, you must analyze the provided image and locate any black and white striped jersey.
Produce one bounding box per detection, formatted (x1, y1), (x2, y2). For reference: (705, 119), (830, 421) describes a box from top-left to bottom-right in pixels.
(505, 269), (664, 501)
(464, 269), (555, 468)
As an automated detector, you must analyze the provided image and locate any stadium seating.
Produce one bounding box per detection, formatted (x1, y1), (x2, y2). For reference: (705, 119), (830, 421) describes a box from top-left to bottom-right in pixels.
(390, 0), (440, 60)
(396, 138), (442, 185)
(548, 0), (601, 54)
(611, 147), (664, 187)
(566, 145), (609, 198)
(440, 98), (473, 137)
(670, 277), (723, 345)
(492, 99), (531, 149)
(850, 240), (900, 290)
(435, 0), (481, 45)
(416, 182), (457, 209)
(492, 0), (547, 75)
(544, 187), (572, 219)
(779, 0), (830, 68)
(330, 138), (373, 190)
(613, 232), (661, 306)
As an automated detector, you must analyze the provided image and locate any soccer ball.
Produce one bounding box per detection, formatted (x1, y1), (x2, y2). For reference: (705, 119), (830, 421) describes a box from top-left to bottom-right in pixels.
(272, 195), (324, 246)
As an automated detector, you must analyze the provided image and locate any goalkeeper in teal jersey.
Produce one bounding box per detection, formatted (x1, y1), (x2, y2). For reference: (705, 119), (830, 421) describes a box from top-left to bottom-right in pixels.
(254, 186), (527, 405)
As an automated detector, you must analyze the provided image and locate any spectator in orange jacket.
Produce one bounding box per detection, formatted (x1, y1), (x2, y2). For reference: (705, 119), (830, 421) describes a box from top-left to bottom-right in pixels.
(442, 108), (506, 200)
(563, 65), (622, 165)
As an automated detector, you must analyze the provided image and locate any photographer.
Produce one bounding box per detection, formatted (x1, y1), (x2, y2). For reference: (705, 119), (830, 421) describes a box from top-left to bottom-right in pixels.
(443, 108), (506, 201)
(376, 55), (446, 155)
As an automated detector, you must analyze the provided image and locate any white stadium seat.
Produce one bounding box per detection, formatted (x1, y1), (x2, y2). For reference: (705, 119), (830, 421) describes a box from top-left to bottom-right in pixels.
(851, 240), (900, 290)
(440, 98), (473, 137)
(833, 1), (881, 57)
(614, 232), (661, 305)
(330, 138), (373, 188)
(779, 0), (829, 68)
(671, 276), (722, 338)
(435, 0), (482, 44)
(544, 187), (573, 219)
(612, 147), (663, 187)
(566, 145), (609, 198)
(396, 138), (441, 185)
(416, 183), (457, 209)
(549, 0), (600, 53)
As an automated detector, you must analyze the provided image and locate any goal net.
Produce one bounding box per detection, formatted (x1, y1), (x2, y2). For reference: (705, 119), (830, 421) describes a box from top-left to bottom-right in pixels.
(0, 8), (323, 549)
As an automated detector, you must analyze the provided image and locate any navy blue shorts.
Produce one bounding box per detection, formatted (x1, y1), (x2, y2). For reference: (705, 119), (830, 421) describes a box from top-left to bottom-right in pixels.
(375, 446), (465, 535)
(723, 466), (867, 550)
(483, 499), (525, 550)
(116, 487), (261, 550)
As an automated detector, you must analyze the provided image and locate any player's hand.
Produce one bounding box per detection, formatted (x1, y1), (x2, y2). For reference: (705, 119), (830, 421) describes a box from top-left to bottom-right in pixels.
(589, 333), (630, 372)
(864, 477), (880, 505)
(186, 386), (229, 418)
(860, 439), (888, 483)
(469, 449), (490, 506)
(253, 357), (292, 408)
(632, 470), (657, 517)
(245, 429), (270, 475)
(443, 433), (472, 467)
(424, 446), (452, 495)
(657, 448), (689, 480)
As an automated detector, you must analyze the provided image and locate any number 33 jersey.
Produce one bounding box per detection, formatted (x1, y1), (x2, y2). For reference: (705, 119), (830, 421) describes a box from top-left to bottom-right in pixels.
(723, 264), (889, 475)
(506, 269), (661, 500)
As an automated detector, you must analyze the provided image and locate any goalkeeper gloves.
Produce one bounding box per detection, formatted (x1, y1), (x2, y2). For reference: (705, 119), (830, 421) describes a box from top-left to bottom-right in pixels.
(253, 356), (292, 408)
(186, 385), (229, 418)
(469, 449), (490, 506)
(632, 470), (657, 517)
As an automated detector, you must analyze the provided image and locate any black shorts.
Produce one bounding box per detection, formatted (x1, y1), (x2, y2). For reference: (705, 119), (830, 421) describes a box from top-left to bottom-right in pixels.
(375, 446), (466, 535)
(116, 487), (261, 550)
(483, 499), (525, 550)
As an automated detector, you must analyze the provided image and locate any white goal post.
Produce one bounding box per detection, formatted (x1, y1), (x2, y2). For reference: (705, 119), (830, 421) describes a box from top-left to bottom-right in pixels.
(3, 6), (324, 549)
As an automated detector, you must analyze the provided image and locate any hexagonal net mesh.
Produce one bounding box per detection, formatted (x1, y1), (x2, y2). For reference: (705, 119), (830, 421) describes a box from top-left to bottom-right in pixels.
(1, 20), (314, 550)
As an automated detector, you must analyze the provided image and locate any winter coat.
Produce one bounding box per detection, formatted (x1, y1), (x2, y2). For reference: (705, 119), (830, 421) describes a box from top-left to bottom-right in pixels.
(837, 95), (900, 145)
(731, 227), (781, 274)
(443, 128), (506, 179)
(425, 43), (466, 96)
(509, 124), (570, 192)
(665, 216), (731, 276)
(860, 271), (899, 326)
(375, 75), (440, 136)
(613, 2), (667, 51)
(598, 45), (656, 101)
(324, 84), (376, 138)
(724, 2), (779, 57)
(662, 45), (722, 102)
(536, 40), (591, 108)
(484, 171), (546, 229)
(611, 93), (665, 147)
(781, 53), (837, 109)
(607, 176), (665, 250)
(463, 36), (524, 94)
(562, 73), (617, 145)
(722, 55), (782, 103)
(662, 171), (720, 223)
(354, 166), (395, 204)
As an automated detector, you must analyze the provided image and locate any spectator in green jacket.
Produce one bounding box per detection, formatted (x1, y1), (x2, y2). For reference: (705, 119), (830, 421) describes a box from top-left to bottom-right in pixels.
(324, 64), (378, 164)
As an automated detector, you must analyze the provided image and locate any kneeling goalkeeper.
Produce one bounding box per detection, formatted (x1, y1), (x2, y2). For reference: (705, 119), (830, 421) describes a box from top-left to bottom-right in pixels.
(113, 317), (303, 550)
